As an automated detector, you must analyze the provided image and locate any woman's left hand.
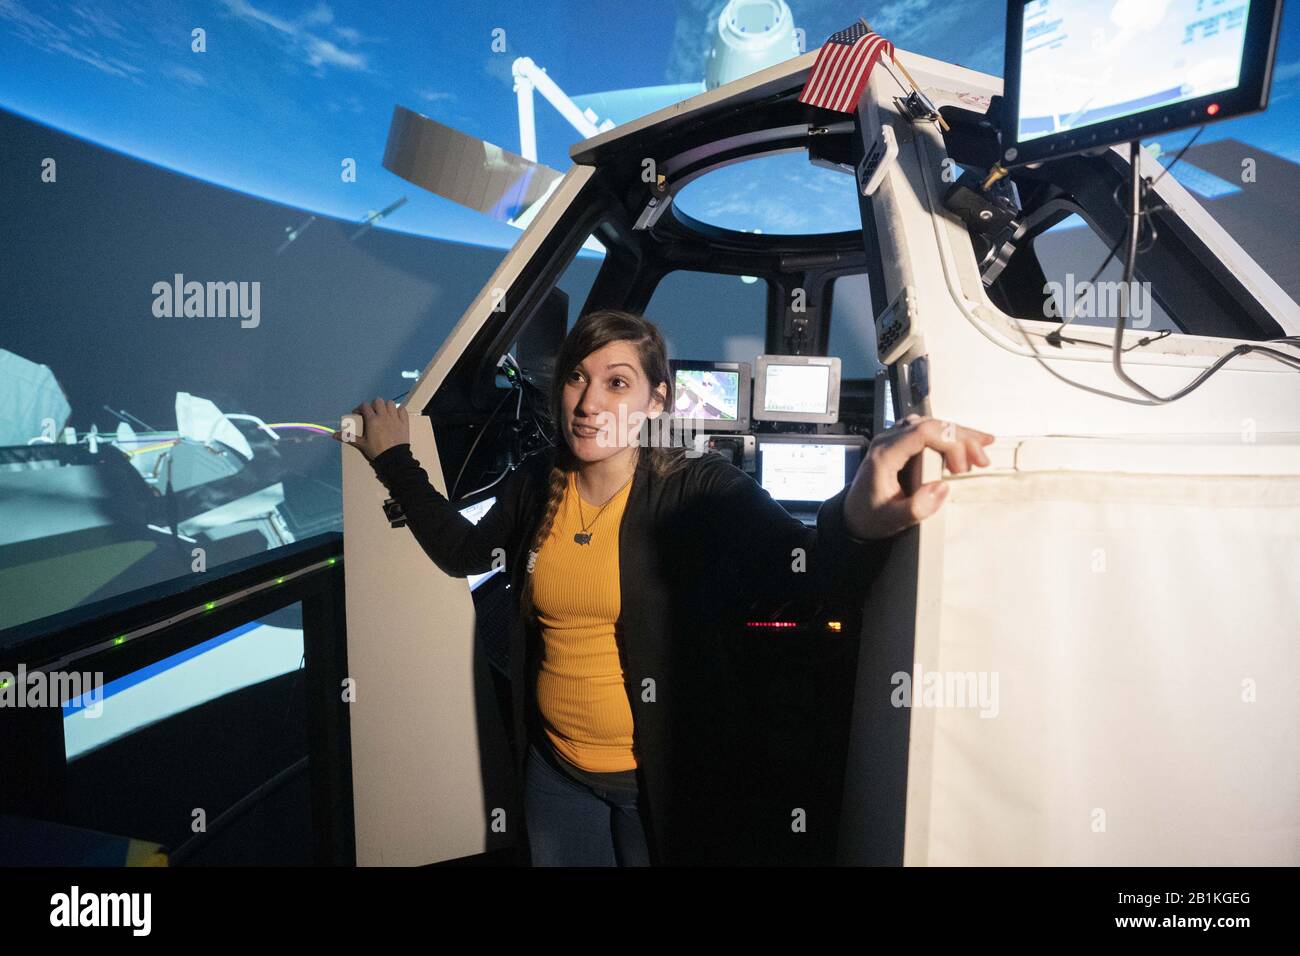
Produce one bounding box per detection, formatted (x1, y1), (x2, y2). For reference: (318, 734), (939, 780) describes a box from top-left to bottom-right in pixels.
(843, 414), (995, 539)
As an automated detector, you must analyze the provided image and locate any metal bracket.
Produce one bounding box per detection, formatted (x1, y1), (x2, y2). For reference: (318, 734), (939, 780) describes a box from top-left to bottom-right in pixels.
(907, 355), (930, 407)
(633, 192), (673, 231)
(893, 90), (942, 126)
(892, 345), (931, 420)
(383, 497), (407, 528)
(857, 123), (898, 197)
(875, 284), (918, 366)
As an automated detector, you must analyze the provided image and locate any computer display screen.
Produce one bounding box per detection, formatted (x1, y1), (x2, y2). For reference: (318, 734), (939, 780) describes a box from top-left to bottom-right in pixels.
(758, 441), (858, 504)
(674, 368), (741, 422)
(762, 364), (831, 416)
(1017, 0), (1252, 144)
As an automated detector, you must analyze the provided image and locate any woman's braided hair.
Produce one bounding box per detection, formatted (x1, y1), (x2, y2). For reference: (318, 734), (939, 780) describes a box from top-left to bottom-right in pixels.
(519, 309), (692, 618)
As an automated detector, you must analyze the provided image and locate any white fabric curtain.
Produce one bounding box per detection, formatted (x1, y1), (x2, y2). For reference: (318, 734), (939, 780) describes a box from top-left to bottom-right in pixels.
(844, 467), (1300, 865)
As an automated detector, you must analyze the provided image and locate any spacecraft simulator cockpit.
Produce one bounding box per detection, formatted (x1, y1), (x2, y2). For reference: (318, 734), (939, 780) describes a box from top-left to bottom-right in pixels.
(342, 0), (1300, 866)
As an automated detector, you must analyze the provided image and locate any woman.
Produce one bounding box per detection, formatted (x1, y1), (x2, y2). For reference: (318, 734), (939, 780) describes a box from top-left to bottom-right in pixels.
(337, 309), (993, 866)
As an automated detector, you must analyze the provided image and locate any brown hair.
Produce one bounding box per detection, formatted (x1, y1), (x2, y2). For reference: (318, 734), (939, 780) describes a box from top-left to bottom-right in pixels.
(520, 309), (691, 617)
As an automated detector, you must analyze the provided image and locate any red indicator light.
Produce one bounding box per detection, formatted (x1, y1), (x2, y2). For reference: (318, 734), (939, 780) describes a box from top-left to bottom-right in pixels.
(1207, 102), (1220, 116)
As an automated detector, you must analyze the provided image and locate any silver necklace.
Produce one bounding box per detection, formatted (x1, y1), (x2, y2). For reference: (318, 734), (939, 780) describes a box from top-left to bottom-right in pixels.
(573, 471), (633, 545)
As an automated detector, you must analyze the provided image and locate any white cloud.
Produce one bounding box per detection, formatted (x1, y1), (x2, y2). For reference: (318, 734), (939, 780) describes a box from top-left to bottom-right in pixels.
(872, 0), (936, 37)
(218, 0), (370, 73)
(0, 0), (143, 80)
(872, 0), (1002, 52)
(67, 3), (127, 42)
(304, 3), (333, 26)
(48, 38), (142, 78)
(165, 63), (208, 87)
(219, 0), (295, 36)
(306, 36), (365, 70)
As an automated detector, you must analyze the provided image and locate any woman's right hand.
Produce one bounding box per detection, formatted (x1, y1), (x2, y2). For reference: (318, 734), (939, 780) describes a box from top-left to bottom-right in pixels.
(332, 398), (410, 461)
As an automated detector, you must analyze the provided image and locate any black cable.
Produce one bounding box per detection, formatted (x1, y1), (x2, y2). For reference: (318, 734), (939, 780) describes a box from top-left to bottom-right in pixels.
(1108, 140), (1300, 403)
(1047, 126), (1204, 344)
(1041, 328), (1173, 352)
(1011, 135), (1300, 404)
(449, 381), (519, 500)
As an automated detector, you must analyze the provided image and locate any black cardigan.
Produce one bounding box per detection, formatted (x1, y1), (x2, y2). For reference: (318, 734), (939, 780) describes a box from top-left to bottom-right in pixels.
(367, 441), (895, 865)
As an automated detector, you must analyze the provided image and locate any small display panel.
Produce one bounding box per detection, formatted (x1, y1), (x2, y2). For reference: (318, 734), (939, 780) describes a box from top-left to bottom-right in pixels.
(762, 364), (831, 416)
(753, 355), (841, 425)
(674, 368), (741, 422)
(668, 360), (751, 432)
(757, 438), (865, 507)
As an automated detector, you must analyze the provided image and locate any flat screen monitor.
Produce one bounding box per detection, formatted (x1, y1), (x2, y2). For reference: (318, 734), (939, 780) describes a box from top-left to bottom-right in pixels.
(753, 355), (841, 424)
(669, 360), (751, 433)
(1001, 0), (1282, 168)
(757, 436), (866, 509)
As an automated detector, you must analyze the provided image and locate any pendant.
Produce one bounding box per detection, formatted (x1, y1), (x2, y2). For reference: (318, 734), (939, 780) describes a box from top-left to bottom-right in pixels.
(574, 531), (592, 545)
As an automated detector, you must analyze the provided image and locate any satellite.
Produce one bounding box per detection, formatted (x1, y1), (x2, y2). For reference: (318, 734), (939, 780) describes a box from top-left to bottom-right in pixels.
(349, 196), (409, 240)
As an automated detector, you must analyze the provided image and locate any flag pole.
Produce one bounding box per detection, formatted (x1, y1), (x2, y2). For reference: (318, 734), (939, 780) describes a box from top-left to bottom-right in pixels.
(893, 58), (951, 132)
(878, 53), (913, 97)
(859, 18), (951, 133)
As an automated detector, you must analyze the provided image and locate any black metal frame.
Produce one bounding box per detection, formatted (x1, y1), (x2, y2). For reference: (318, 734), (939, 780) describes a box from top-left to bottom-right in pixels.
(997, 151), (1288, 338)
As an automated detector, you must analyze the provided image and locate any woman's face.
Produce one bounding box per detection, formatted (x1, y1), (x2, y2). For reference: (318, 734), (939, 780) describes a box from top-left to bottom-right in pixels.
(562, 340), (667, 463)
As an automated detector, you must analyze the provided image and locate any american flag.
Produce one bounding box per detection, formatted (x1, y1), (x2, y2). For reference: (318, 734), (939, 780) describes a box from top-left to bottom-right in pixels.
(797, 21), (894, 114)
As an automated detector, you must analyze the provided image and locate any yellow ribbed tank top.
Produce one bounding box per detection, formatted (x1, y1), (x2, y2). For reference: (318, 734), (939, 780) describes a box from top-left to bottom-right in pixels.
(531, 468), (636, 772)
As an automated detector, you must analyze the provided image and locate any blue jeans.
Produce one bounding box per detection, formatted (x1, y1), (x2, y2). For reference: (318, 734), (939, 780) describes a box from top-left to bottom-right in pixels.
(524, 741), (651, 866)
